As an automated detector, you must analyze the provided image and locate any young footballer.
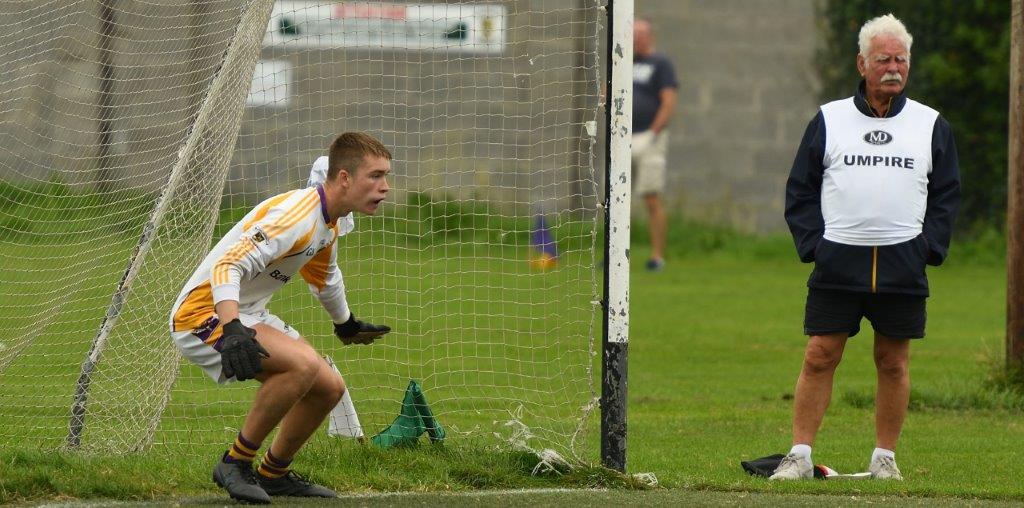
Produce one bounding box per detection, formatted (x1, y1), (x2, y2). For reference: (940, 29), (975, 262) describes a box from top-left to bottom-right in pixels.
(169, 132), (392, 503)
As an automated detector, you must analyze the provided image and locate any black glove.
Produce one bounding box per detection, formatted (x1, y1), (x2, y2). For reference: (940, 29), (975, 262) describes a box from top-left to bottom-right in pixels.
(220, 319), (270, 381)
(334, 313), (391, 345)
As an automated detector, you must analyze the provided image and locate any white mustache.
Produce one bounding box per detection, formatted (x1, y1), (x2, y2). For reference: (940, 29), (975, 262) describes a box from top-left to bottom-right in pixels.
(881, 73), (903, 83)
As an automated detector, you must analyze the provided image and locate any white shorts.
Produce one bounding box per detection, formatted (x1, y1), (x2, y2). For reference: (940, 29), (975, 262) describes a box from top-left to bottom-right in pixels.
(170, 310), (301, 384)
(632, 129), (668, 196)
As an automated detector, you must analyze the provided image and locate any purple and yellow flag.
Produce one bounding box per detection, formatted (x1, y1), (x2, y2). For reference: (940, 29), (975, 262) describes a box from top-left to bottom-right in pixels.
(530, 215), (558, 270)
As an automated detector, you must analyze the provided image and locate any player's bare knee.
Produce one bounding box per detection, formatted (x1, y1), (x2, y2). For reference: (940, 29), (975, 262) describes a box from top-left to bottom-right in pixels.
(333, 371), (346, 397)
(286, 348), (323, 387)
(307, 365), (345, 404)
(874, 355), (908, 379)
(803, 343), (842, 374)
(324, 375), (345, 406)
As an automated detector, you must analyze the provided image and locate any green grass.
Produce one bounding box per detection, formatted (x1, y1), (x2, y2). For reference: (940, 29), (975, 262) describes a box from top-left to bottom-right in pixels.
(1, 209), (1020, 504)
(626, 220), (1018, 500)
(0, 185), (599, 456)
(0, 443), (647, 503)
(10, 490), (1024, 507)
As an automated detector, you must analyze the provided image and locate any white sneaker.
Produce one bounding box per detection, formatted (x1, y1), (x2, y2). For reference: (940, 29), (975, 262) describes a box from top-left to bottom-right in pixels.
(869, 455), (903, 480)
(768, 453), (814, 480)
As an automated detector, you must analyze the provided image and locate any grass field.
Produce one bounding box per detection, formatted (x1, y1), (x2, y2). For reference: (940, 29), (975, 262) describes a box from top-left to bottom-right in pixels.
(0, 191), (599, 457)
(625, 222), (1021, 501)
(1, 216), (1021, 505)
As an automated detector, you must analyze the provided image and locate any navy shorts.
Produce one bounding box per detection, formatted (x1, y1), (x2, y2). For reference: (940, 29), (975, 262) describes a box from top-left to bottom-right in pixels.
(804, 288), (926, 339)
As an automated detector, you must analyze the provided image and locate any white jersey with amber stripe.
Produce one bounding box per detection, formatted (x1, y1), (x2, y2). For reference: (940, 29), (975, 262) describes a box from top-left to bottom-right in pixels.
(169, 185), (354, 334)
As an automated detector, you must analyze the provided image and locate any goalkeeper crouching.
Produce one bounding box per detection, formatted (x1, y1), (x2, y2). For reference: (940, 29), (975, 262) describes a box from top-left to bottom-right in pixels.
(168, 132), (392, 503)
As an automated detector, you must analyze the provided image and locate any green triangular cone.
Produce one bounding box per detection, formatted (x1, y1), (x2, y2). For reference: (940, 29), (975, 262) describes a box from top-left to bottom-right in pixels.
(413, 383), (445, 442)
(371, 380), (444, 448)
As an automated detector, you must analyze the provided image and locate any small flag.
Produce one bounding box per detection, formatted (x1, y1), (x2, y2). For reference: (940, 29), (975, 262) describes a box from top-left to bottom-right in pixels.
(529, 215), (558, 270)
(371, 379), (445, 448)
(324, 356), (365, 440)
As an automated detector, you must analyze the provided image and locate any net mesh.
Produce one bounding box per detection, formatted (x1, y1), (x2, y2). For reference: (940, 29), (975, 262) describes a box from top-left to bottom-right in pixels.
(0, 0), (602, 459)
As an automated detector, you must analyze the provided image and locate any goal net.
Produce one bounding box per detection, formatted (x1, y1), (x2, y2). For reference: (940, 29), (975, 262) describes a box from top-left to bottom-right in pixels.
(0, 0), (603, 458)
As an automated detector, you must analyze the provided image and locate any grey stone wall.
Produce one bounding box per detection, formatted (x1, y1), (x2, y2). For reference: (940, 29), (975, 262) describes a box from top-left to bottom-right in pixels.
(1, 1), (603, 217)
(0, 0), (243, 191)
(232, 0), (602, 216)
(634, 0), (822, 232)
(1, 0), (823, 232)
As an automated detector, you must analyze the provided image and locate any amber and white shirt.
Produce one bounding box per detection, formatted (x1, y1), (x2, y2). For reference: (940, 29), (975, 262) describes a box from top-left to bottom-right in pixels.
(169, 185), (354, 335)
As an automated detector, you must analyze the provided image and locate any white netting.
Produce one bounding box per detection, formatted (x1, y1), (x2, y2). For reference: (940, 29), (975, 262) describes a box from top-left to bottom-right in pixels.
(0, 0), (602, 458)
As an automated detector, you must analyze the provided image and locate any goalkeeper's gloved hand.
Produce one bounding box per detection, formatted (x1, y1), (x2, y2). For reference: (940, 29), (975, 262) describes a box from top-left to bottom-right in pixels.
(220, 319), (270, 381)
(334, 313), (391, 345)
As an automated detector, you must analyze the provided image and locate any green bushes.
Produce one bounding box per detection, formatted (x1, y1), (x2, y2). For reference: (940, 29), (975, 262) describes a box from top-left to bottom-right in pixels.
(818, 1), (1011, 232)
(0, 180), (151, 241)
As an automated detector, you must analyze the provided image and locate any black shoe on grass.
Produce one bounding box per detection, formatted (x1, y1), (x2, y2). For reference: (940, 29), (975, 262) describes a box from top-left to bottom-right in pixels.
(258, 471), (336, 498)
(213, 453), (271, 504)
(645, 258), (665, 271)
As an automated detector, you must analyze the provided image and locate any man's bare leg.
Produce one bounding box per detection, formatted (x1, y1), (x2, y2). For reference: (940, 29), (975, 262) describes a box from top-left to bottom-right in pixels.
(232, 325), (342, 498)
(211, 324), (333, 502)
(792, 333), (848, 446)
(238, 324), (328, 445)
(644, 192), (667, 262)
(873, 332), (911, 451)
(269, 359), (345, 459)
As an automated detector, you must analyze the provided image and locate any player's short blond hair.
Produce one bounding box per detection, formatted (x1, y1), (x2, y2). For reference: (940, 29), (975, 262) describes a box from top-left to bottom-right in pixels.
(858, 14), (913, 59)
(327, 132), (392, 181)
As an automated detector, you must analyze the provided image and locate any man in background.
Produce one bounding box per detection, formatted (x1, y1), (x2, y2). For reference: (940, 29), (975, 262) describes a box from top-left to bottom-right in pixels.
(632, 16), (678, 271)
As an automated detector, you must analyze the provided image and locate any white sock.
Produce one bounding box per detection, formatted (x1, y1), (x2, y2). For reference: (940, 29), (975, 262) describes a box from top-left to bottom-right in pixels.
(789, 444), (812, 462)
(871, 447), (895, 463)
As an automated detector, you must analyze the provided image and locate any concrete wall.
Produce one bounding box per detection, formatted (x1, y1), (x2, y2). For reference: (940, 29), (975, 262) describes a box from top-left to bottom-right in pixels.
(635, 0), (822, 232)
(1, 0), (823, 232)
(0, 1), (603, 218)
(231, 0), (602, 216)
(0, 0), (242, 191)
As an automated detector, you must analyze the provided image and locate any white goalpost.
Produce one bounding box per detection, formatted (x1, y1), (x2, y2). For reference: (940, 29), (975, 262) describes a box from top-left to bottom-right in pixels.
(0, 0), (625, 465)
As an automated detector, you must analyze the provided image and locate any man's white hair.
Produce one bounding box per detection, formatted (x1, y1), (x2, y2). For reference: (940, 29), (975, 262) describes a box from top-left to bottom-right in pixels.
(858, 13), (913, 58)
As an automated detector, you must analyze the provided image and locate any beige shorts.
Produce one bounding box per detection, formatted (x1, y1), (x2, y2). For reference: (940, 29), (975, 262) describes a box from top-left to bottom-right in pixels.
(632, 129), (668, 196)
(170, 310), (301, 384)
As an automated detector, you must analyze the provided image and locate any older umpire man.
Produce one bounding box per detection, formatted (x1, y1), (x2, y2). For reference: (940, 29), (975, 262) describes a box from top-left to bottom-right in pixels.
(771, 14), (961, 481)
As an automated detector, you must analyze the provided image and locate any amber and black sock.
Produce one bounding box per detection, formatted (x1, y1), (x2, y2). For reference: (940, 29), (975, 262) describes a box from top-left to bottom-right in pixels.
(257, 449), (292, 479)
(223, 433), (260, 464)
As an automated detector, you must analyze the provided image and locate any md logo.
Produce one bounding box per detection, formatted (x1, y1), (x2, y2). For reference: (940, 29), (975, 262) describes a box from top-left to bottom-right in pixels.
(863, 130), (893, 145)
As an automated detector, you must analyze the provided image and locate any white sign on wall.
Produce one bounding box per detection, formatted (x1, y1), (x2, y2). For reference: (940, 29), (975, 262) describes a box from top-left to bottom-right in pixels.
(264, 2), (507, 53)
(247, 59), (292, 107)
